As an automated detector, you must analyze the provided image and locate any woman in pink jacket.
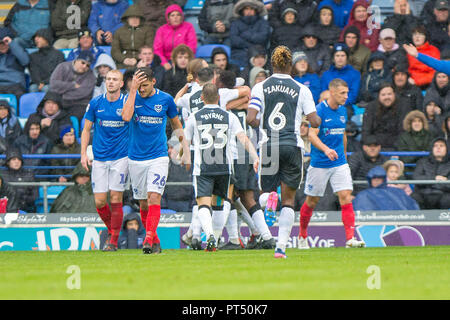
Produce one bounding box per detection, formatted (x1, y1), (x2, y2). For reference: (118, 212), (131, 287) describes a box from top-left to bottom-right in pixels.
(153, 4), (197, 71)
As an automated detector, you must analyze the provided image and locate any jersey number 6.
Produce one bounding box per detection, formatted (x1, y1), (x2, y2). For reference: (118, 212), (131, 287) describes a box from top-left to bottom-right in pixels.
(268, 102), (287, 131)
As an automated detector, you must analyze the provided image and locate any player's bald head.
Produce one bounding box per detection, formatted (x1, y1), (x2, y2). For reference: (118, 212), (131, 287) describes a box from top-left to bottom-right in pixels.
(201, 83), (219, 105)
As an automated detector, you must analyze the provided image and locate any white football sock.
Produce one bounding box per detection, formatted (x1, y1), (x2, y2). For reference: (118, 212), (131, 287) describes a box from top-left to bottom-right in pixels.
(191, 205), (202, 240)
(225, 209), (239, 244)
(197, 206), (213, 239)
(276, 207), (295, 251)
(252, 210), (272, 240)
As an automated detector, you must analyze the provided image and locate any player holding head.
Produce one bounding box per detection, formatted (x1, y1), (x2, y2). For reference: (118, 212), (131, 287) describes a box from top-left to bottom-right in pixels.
(122, 67), (190, 254)
(81, 69), (129, 251)
(184, 83), (259, 251)
(300, 79), (365, 249)
(247, 45), (321, 259)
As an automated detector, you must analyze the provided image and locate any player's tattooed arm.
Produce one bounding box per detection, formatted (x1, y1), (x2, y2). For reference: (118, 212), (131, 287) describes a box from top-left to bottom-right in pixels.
(309, 127), (338, 161)
(122, 70), (147, 121)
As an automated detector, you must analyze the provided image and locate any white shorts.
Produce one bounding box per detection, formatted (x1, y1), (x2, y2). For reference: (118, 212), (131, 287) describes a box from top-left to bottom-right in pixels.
(92, 157), (129, 193)
(304, 163), (353, 197)
(128, 156), (170, 199)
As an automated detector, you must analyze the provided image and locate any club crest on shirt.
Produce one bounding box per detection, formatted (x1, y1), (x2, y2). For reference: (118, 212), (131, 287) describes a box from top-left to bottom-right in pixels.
(154, 104), (163, 113)
(340, 116), (345, 123)
(116, 108), (123, 116)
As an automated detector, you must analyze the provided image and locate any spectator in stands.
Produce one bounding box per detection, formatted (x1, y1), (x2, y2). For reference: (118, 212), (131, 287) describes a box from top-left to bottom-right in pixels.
(268, 0), (318, 29)
(362, 83), (412, 150)
(249, 66), (269, 88)
(153, 4), (197, 71)
(340, 0), (380, 52)
(50, 162), (97, 213)
(383, 0), (421, 45)
(4, 0), (50, 49)
(383, 159), (413, 195)
(239, 45), (269, 86)
(403, 43), (450, 75)
(51, 0), (92, 49)
(424, 96), (445, 138)
(13, 119), (53, 170)
(198, 0), (236, 46)
(392, 64), (424, 111)
(300, 116), (311, 165)
(49, 51), (96, 121)
(0, 100), (22, 153)
(29, 28), (65, 93)
(377, 28), (409, 72)
(320, 43), (361, 116)
(162, 44), (194, 97)
(230, 0), (270, 69)
(343, 26), (371, 74)
(441, 112), (450, 144)
(424, 0), (450, 51)
(396, 110), (434, 174)
(315, 5), (341, 50)
(358, 51), (393, 104)
(269, 5), (303, 53)
(348, 136), (389, 194)
(0, 174), (20, 213)
(352, 166), (419, 210)
(421, 0), (441, 24)
(93, 53), (117, 97)
(88, 0), (129, 46)
(407, 25), (441, 89)
(291, 51), (321, 104)
(411, 137), (450, 209)
(117, 212), (146, 249)
(345, 120), (362, 152)
(294, 25), (331, 76)
(1, 148), (38, 213)
(66, 28), (105, 67)
(27, 91), (71, 145)
(111, 4), (154, 69)
(136, 45), (165, 89)
(424, 71), (450, 112)
(0, 27), (30, 101)
(136, 0), (186, 31)
(50, 125), (81, 183)
(317, 0), (355, 29)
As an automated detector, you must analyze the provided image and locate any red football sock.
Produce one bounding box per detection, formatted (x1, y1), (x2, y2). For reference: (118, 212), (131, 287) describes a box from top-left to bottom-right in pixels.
(96, 204), (112, 234)
(140, 208), (149, 231)
(110, 203), (124, 246)
(145, 205), (161, 245)
(299, 202), (313, 239)
(341, 203), (355, 241)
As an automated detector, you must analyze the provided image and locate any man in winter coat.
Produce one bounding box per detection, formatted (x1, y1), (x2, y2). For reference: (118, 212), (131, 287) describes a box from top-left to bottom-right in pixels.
(376, 28), (409, 72)
(29, 28), (65, 93)
(4, 0), (50, 49)
(198, 0), (237, 46)
(136, 0), (186, 31)
(269, 5), (303, 52)
(111, 4), (155, 69)
(343, 25), (371, 73)
(318, 0), (355, 29)
(0, 174), (20, 213)
(358, 51), (393, 104)
(66, 28), (105, 68)
(383, 0), (421, 45)
(411, 137), (450, 209)
(211, 46), (242, 77)
(269, 0), (318, 29)
(314, 5), (341, 49)
(425, 0), (450, 51)
(424, 71), (450, 112)
(230, 0), (271, 69)
(238, 45), (269, 86)
(50, 125), (81, 182)
(50, 162), (97, 213)
(352, 166), (420, 210)
(392, 64), (424, 110)
(88, 0), (129, 46)
(0, 100), (22, 153)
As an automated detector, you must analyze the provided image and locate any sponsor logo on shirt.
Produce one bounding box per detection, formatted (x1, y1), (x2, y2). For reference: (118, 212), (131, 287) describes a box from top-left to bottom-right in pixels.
(98, 120), (126, 127)
(135, 116), (163, 124)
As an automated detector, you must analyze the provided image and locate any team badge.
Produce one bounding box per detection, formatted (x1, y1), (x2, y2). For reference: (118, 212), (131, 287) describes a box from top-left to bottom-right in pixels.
(154, 104), (163, 113)
(116, 108), (122, 116)
(340, 116), (346, 123)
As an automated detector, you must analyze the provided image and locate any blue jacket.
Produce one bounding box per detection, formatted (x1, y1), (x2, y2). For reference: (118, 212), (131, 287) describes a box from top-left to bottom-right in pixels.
(294, 73), (321, 104)
(88, 0), (129, 36)
(5, 0), (50, 42)
(118, 212), (146, 249)
(0, 40), (30, 87)
(353, 166), (420, 210)
(320, 64), (361, 105)
(318, 0), (355, 29)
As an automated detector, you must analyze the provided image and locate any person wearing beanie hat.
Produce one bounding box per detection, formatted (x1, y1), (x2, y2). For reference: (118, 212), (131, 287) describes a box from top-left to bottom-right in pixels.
(66, 27), (105, 69)
(291, 51), (321, 103)
(29, 28), (65, 93)
(50, 125), (81, 183)
(343, 25), (371, 73)
(269, 5), (303, 53)
(268, 0), (318, 29)
(392, 63), (424, 110)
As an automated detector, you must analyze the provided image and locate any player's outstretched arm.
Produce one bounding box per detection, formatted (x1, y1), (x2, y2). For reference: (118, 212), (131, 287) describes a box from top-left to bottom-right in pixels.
(309, 127), (338, 161)
(122, 70), (147, 122)
(236, 132), (259, 173)
(80, 119), (93, 171)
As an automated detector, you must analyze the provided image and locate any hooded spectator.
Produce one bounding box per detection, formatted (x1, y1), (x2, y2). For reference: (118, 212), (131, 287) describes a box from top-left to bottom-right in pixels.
(377, 28), (409, 72)
(0, 100), (22, 152)
(239, 45), (269, 86)
(411, 137), (450, 209)
(51, 0), (92, 49)
(249, 66), (269, 88)
(340, 0), (380, 52)
(230, 0), (271, 69)
(424, 71), (450, 112)
(359, 51), (393, 104)
(111, 4), (155, 69)
(50, 125), (81, 182)
(314, 5), (341, 49)
(318, 0), (355, 29)
(383, 0), (421, 45)
(362, 83), (412, 150)
(345, 120), (362, 152)
(352, 166), (419, 210)
(4, 0), (50, 49)
(269, 5), (303, 52)
(343, 25), (371, 73)
(291, 51), (321, 103)
(0, 174), (20, 213)
(153, 4), (197, 70)
(425, 0), (450, 51)
(88, 0), (129, 46)
(392, 64), (424, 110)
(383, 159), (413, 195)
(29, 28), (65, 93)
(424, 96), (445, 138)
(162, 44), (194, 97)
(268, 0), (318, 29)
(198, 0), (236, 46)
(117, 212), (146, 249)
(66, 28), (105, 67)
(1, 148), (37, 213)
(92, 53), (117, 98)
(211, 46), (241, 77)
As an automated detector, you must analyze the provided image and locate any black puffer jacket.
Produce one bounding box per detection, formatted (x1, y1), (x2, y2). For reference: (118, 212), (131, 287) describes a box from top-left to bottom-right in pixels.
(424, 72), (450, 113)
(393, 79), (424, 111)
(294, 25), (331, 75)
(269, 0), (318, 28)
(314, 5), (341, 48)
(348, 149), (389, 194)
(383, 13), (421, 45)
(269, 3), (303, 52)
(0, 175), (20, 213)
(0, 100), (22, 151)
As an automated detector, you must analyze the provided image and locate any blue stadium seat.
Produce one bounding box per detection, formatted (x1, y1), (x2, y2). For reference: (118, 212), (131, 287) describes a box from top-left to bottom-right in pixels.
(0, 94), (18, 115)
(184, 0), (204, 10)
(195, 44), (231, 61)
(98, 45), (111, 56)
(70, 116), (80, 138)
(19, 92), (46, 118)
(35, 185), (67, 213)
(18, 117), (27, 129)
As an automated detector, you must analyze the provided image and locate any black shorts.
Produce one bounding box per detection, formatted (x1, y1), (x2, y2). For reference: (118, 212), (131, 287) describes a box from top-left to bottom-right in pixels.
(193, 174), (231, 198)
(259, 145), (303, 192)
(233, 162), (258, 192)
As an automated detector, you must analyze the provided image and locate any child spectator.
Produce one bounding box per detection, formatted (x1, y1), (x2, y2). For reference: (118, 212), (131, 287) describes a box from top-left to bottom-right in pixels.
(383, 159), (413, 195)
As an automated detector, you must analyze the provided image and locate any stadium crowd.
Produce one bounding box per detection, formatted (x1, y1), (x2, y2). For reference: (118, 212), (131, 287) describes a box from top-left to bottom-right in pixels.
(0, 0), (449, 217)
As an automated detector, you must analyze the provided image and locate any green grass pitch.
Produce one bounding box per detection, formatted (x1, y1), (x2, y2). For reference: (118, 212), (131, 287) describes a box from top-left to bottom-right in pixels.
(1, 246), (449, 300)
